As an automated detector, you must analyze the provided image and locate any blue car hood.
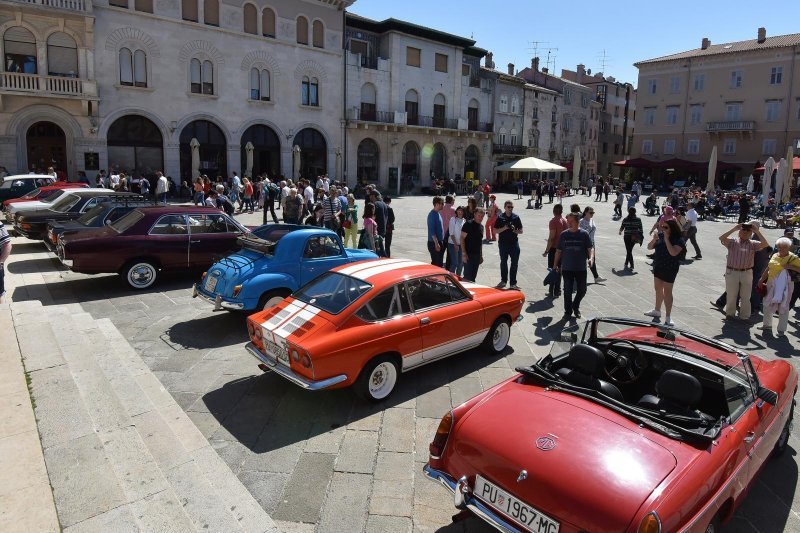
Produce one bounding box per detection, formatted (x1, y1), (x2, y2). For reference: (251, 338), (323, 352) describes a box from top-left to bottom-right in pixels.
(344, 248), (379, 261)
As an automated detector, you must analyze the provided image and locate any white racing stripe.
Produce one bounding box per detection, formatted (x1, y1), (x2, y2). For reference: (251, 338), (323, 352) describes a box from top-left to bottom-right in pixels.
(354, 260), (428, 281)
(273, 306), (321, 339)
(338, 257), (408, 276)
(262, 301), (306, 331)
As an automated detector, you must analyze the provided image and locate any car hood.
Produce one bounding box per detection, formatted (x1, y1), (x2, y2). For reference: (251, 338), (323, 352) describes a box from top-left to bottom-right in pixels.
(450, 383), (677, 532)
(61, 226), (116, 244)
(8, 200), (51, 214)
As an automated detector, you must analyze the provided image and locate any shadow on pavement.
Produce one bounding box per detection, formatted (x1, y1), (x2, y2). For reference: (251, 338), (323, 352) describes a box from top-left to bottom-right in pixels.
(6, 257), (65, 274)
(611, 267), (639, 277)
(166, 312), (248, 350)
(11, 274), (195, 304)
(7, 242), (49, 254)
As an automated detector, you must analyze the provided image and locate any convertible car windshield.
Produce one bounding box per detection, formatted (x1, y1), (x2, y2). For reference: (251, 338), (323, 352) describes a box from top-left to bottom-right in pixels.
(524, 318), (759, 442)
(293, 272), (372, 315)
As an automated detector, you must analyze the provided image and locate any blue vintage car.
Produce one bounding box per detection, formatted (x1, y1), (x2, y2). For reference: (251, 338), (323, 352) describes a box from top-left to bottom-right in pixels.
(192, 224), (378, 311)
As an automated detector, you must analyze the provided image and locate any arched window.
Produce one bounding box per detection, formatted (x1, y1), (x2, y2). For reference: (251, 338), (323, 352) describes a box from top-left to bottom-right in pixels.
(204, 0), (219, 26)
(47, 32), (78, 77)
(357, 139), (379, 183)
(262, 8), (276, 38)
(464, 145), (479, 176)
(498, 128), (507, 145)
(301, 76), (318, 106)
(312, 20), (324, 48)
(405, 89), (419, 125)
(296, 16), (309, 45)
(433, 93), (446, 127)
(133, 50), (147, 87)
(250, 68), (270, 101)
(4, 27), (37, 74)
(190, 58), (201, 93)
(243, 4), (257, 34)
(511, 96), (519, 114)
(360, 83), (376, 121)
(120, 48), (147, 87)
(107, 115), (164, 179)
(119, 48), (133, 85)
(202, 60), (214, 94)
(431, 143), (447, 179)
(182, 0), (198, 21)
(510, 128), (518, 145)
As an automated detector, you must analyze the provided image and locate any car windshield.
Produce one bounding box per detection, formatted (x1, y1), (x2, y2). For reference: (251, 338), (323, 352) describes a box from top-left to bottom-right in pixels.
(40, 189), (65, 202)
(293, 272), (372, 315)
(50, 193), (81, 213)
(77, 205), (108, 226)
(110, 209), (144, 233)
(20, 187), (41, 199)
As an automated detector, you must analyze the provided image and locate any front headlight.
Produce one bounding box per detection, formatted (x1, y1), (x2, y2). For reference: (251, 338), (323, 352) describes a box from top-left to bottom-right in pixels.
(638, 511), (661, 533)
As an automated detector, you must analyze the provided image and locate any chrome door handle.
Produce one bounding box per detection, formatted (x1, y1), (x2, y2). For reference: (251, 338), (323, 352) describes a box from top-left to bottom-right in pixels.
(743, 431), (756, 443)
(191, 240), (201, 243)
(420, 317), (431, 325)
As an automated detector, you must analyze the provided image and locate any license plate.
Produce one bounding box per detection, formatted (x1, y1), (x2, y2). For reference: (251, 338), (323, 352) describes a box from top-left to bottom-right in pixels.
(474, 475), (559, 533)
(264, 338), (290, 366)
(204, 275), (218, 292)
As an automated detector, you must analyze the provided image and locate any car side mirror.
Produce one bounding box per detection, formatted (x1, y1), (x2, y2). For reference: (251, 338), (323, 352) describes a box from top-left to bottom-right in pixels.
(757, 386), (777, 406)
(105, 219), (112, 226)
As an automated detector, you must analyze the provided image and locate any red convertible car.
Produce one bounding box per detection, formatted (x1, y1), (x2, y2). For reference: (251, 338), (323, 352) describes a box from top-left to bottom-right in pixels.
(245, 259), (525, 401)
(425, 317), (796, 533)
(58, 206), (248, 289)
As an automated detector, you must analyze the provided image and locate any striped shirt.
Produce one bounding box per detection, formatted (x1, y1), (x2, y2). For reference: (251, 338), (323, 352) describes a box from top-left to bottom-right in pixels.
(724, 238), (760, 269)
(619, 216), (643, 237)
(0, 225), (10, 249)
(322, 196), (339, 222)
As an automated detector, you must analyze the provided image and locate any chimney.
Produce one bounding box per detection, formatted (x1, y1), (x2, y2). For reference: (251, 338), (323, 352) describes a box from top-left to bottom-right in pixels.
(542, 67), (549, 74)
(757, 27), (766, 43)
(701, 37), (710, 50)
(485, 52), (494, 69)
(577, 64), (585, 84)
(508, 63), (515, 76)
(532, 56), (540, 71)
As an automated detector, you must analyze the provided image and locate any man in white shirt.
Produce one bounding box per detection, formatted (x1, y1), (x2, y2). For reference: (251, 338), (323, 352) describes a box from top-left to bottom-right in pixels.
(230, 172), (242, 209)
(303, 180), (314, 209)
(321, 175), (330, 193)
(280, 180), (290, 210)
(686, 202), (701, 259)
(110, 172), (121, 190)
(155, 171), (168, 205)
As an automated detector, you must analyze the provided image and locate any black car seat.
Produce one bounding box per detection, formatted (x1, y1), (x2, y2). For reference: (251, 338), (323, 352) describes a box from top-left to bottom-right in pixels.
(556, 344), (624, 401)
(637, 370), (712, 421)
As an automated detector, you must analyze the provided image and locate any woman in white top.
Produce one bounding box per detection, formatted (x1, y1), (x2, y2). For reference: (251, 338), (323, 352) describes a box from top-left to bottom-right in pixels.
(448, 206), (466, 276)
(580, 206), (606, 283)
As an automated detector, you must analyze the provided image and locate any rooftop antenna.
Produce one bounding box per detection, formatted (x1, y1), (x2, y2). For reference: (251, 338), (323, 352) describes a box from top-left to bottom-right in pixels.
(597, 49), (610, 75)
(528, 41), (558, 71)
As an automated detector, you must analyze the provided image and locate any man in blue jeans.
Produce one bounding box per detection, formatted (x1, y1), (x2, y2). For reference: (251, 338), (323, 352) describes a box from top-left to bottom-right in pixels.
(493, 201), (523, 289)
(427, 196), (445, 267)
(554, 212), (594, 320)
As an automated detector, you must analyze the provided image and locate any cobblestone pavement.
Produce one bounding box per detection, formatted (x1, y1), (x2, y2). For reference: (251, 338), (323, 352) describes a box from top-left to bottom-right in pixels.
(6, 192), (800, 532)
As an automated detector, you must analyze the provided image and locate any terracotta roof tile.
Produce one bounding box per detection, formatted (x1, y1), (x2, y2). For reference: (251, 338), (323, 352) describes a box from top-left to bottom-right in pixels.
(635, 33), (800, 66)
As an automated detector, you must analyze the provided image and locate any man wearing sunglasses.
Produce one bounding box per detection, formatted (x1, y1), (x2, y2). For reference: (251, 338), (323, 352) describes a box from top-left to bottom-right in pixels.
(494, 201), (523, 290)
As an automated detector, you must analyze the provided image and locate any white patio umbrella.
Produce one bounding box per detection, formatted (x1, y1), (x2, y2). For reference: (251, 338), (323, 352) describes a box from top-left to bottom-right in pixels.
(572, 146), (581, 190)
(245, 142), (254, 178)
(292, 145), (301, 180)
(745, 174), (754, 192)
(775, 158), (787, 206)
(495, 157), (567, 172)
(706, 145), (717, 193)
(782, 145), (794, 203)
(762, 156), (776, 206)
(189, 138), (200, 181)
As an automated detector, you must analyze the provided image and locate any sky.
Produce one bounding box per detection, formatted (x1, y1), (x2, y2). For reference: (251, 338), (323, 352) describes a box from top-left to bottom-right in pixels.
(349, 0), (800, 89)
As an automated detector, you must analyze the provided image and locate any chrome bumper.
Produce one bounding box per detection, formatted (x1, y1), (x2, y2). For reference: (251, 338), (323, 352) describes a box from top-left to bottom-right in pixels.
(192, 284), (244, 310)
(244, 342), (347, 390)
(423, 464), (522, 533)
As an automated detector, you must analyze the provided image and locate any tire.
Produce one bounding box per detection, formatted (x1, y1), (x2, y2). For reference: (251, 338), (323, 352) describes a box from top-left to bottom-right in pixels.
(257, 289), (291, 311)
(704, 515), (720, 533)
(354, 355), (399, 402)
(482, 317), (511, 354)
(123, 260), (158, 290)
(773, 401), (794, 458)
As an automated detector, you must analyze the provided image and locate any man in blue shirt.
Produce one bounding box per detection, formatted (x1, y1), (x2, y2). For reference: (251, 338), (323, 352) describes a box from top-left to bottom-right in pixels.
(554, 212), (595, 320)
(427, 196), (445, 267)
(493, 201), (523, 289)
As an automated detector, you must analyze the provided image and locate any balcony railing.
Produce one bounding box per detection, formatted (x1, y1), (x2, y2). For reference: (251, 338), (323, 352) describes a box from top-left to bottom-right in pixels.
(467, 121), (492, 132)
(417, 115), (459, 129)
(350, 107), (395, 124)
(0, 72), (97, 98)
(8, 0), (91, 12)
(706, 120), (755, 133)
(493, 144), (527, 155)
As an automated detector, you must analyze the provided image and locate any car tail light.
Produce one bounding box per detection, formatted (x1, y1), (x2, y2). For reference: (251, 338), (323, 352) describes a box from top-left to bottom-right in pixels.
(232, 284), (243, 298)
(247, 318), (264, 350)
(429, 410), (454, 459)
(201, 271), (207, 279)
(638, 512), (661, 533)
(20, 223), (31, 230)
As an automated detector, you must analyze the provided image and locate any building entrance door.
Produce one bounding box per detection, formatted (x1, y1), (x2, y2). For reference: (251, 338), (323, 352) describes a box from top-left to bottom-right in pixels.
(26, 121), (66, 173)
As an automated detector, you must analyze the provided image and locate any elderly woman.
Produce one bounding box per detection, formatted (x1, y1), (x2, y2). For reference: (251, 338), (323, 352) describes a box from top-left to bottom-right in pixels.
(758, 237), (800, 337)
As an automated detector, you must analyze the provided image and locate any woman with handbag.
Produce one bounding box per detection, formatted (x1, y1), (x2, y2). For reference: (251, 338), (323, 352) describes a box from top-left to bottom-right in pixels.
(619, 207), (644, 271)
(758, 237), (800, 337)
(343, 194), (359, 248)
(358, 203), (378, 254)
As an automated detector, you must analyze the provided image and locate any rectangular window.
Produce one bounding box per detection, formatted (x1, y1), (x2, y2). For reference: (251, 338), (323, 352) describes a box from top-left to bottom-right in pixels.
(693, 73), (704, 91)
(765, 100), (781, 122)
(435, 53), (448, 73)
(666, 106), (679, 125)
(690, 104), (702, 125)
(770, 66), (783, 85)
(602, 142), (608, 154)
(725, 103), (742, 121)
(687, 139), (700, 154)
(647, 79), (657, 95)
(182, 0), (198, 21)
(613, 144), (620, 155)
(642, 140), (653, 154)
(723, 138), (736, 155)
(564, 89), (572, 105)
(669, 76), (680, 93)
(664, 139), (676, 155)
(730, 70), (742, 88)
(644, 107), (655, 125)
(461, 63), (470, 77)
(406, 47), (421, 68)
(762, 138), (776, 155)
(110, 0), (128, 6)
(134, 0), (153, 11)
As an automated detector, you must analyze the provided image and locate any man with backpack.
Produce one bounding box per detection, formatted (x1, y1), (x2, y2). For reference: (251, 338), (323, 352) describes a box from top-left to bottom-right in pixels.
(263, 179), (280, 224)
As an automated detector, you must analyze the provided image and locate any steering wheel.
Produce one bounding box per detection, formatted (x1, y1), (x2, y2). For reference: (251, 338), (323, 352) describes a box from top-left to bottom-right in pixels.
(602, 339), (647, 384)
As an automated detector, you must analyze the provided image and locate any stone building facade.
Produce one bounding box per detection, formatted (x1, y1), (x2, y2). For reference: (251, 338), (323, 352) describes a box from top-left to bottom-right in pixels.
(633, 28), (800, 183)
(343, 14), (492, 194)
(481, 57), (526, 177)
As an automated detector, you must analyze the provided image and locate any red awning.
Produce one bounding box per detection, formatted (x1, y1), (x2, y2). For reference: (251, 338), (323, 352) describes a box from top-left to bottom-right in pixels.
(658, 158), (696, 169)
(754, 157), (800, 172)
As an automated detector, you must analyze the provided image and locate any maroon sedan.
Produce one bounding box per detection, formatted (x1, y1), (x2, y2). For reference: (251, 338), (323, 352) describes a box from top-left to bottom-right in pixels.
(57, 206), (248, 289)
